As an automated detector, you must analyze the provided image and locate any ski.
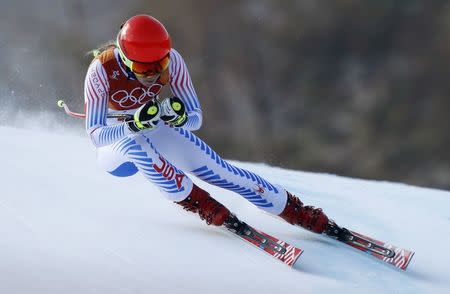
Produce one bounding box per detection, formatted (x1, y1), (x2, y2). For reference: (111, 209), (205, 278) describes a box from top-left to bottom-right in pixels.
(224, 215), (303, 267)
(325, 221), (414, 270)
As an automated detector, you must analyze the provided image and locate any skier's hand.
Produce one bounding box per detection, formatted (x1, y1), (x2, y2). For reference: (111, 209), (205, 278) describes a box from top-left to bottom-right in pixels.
(159, 96), (187, 127)
(127, 100), (161, 132)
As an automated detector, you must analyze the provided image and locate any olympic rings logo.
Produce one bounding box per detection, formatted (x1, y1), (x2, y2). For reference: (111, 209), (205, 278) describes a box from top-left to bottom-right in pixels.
(110, 84), (163, 108)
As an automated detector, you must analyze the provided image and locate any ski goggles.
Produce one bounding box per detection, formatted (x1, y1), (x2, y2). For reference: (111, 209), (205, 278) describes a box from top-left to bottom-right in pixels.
(117, 43), (170, 77)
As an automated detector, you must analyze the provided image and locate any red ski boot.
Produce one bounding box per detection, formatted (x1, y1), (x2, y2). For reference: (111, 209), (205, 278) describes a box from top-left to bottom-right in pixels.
(279, 192), (329, 234)
(176, 184), (231, 226)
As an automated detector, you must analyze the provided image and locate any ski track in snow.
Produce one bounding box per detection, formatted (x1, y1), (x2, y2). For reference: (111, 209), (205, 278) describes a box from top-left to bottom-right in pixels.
(1, 125), (449, 294)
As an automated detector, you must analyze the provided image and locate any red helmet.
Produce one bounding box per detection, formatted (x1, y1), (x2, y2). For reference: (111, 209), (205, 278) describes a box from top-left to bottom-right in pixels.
(117, 15), (172, 63)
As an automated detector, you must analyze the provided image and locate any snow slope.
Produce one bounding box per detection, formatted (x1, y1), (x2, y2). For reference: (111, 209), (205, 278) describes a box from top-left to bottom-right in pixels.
(1, 125), (449, 294)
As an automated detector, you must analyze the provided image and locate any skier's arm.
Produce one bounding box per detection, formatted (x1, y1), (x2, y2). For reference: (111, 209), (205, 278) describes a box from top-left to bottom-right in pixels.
(169, 49), (203, 131)
(84, 59), (132, 147)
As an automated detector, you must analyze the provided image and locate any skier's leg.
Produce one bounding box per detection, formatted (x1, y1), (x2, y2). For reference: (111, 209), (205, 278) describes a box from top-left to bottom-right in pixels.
(104, 134), (230, 225)
(109, 134), (191, 201)
(146, 126), (329, 233)
(141, 126), (286, 213)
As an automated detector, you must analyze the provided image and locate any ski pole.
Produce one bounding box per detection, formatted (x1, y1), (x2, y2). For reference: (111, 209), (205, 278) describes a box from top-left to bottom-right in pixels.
(57, 100), (133, 120)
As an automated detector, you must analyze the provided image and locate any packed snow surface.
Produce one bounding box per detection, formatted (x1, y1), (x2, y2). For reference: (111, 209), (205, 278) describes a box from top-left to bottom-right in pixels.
(1, 125), (449, 294)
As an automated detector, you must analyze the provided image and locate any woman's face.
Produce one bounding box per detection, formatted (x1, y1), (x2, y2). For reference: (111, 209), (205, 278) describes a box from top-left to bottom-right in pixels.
(136, 74), (160, 87)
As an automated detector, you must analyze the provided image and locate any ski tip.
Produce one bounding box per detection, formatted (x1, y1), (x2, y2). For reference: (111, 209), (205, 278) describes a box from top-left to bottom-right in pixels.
(57, 100), (66, 108)
(289, 249), (304, 268)
(401, 251), (415, 271)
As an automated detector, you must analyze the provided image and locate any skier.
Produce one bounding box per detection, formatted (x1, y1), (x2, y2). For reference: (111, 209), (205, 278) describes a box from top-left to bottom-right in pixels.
(85, 14), (330, 234)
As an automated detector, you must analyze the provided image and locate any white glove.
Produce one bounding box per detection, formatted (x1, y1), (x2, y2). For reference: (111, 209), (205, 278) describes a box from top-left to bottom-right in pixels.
(159, 96), (188, 127)
(127, 100), (161, 132)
